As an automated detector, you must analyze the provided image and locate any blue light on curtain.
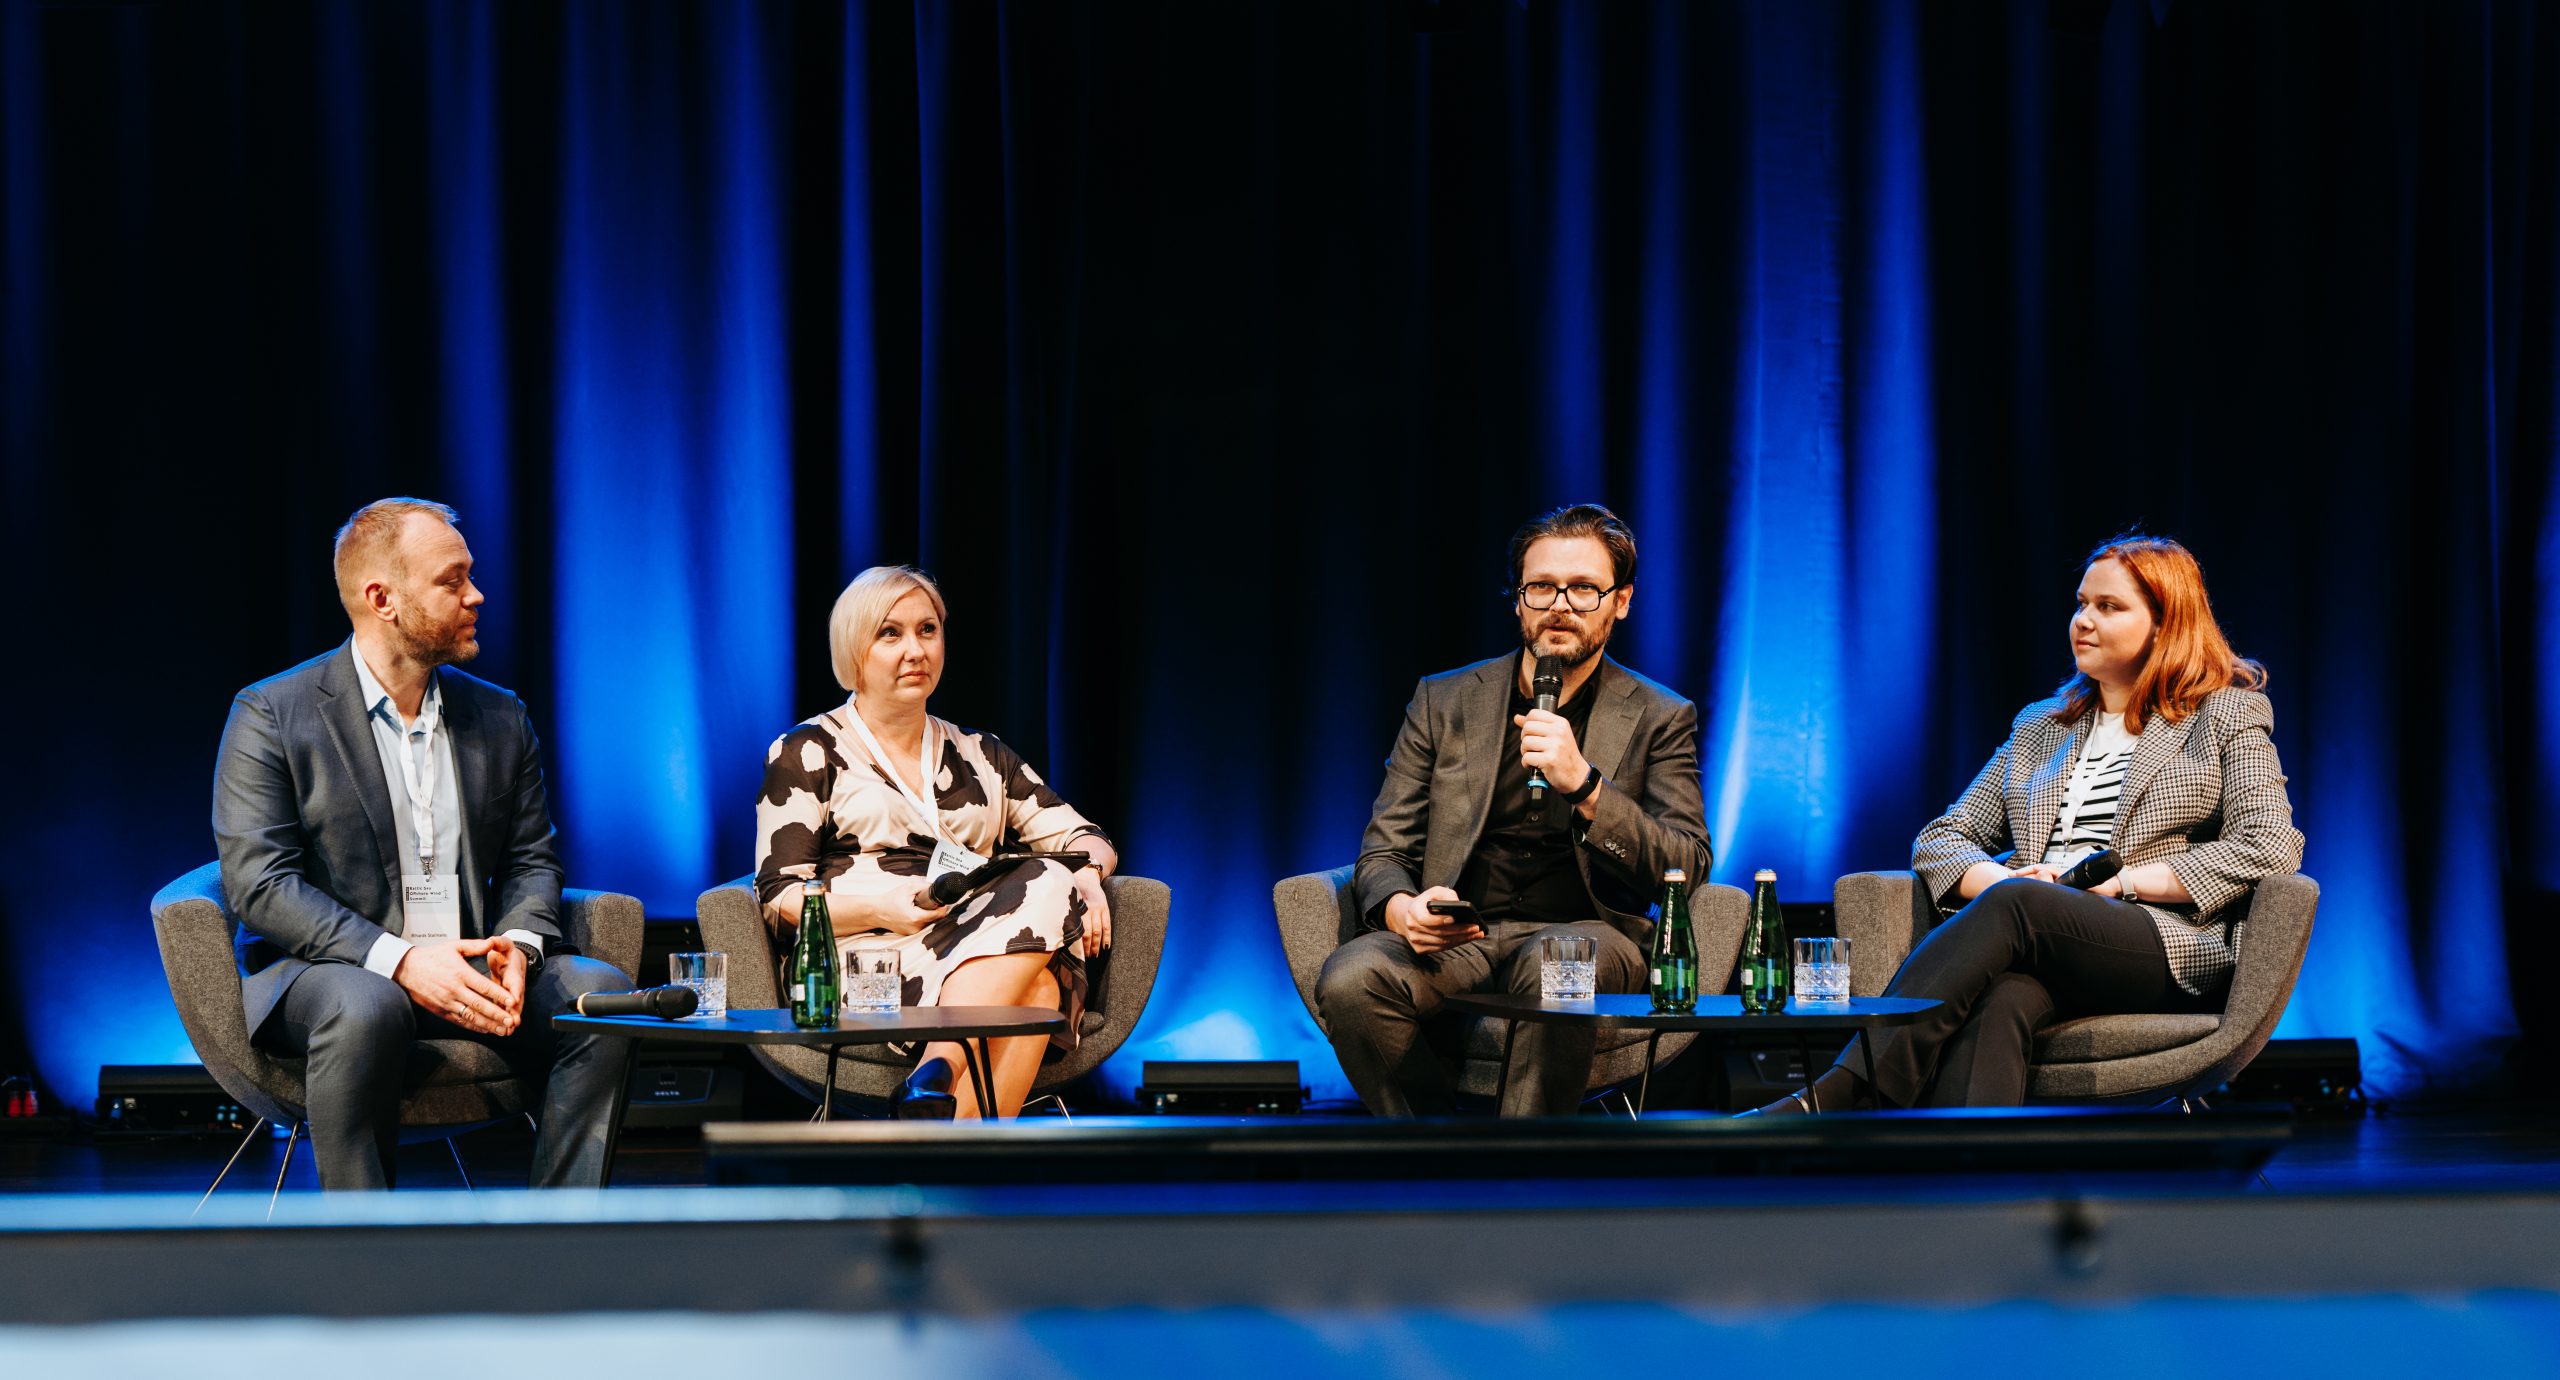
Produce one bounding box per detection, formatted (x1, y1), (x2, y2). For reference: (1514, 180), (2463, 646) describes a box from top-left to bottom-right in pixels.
(1539, 0), (1603, 500)
(1835, 0), (1936, 859)
(839, 8), (882, 571)
(552, 3), (792, 911)
(426, 0), (516, 675)
(1623, 0), (1695, 706)
(1703, 2), (1862, 889)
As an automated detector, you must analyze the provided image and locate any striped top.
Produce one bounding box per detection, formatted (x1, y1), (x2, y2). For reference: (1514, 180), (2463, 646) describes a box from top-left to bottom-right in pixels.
(2039, 711), (2137, 867)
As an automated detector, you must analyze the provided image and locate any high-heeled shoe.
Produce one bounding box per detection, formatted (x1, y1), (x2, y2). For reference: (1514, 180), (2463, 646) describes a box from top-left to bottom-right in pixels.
(1733, 1090), (1814, 1118)
(893, 1057), (957, 1120)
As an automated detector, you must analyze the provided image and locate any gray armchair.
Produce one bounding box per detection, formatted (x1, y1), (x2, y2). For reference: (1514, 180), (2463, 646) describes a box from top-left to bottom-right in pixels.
(1273, 866), (1749, 1103)
(693, 872), (1170, 1113)
(1833, 869), (2320, 1104)
(150, 861), (645, 1202)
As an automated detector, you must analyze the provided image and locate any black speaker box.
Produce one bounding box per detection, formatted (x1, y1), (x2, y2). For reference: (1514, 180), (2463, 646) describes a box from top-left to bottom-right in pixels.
(1135, 1060), (1305, 1114)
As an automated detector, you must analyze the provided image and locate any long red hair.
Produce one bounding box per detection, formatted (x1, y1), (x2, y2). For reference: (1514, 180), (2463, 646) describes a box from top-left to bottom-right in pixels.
(2053, 533), (2265, 733)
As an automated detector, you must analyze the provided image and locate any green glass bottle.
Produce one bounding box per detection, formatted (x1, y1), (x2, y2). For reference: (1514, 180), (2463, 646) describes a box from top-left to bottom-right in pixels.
(1739, 868), (1789, 1014)
(1649, 867), (1698, 1013)
(792, 888), (839, 1029)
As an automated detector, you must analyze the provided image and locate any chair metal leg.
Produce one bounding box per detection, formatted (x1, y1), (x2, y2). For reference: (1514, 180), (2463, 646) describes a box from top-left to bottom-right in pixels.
(447, 1137), (474, 1191)
(193, 1117), (268, 1217)
(1023, 1093), (1072, 1120)
(267, 1121), (303, 1220)
(1615, 1092), (1638, 1122)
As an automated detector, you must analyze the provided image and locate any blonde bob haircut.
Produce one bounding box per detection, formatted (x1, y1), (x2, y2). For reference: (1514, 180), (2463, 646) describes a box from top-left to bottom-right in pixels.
(828, 565), (948, 694)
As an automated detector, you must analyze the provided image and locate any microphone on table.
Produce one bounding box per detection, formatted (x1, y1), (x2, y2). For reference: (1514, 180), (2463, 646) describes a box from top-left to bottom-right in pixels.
(574, 985), (700, 1020)
(1527, 653), (1564, 813)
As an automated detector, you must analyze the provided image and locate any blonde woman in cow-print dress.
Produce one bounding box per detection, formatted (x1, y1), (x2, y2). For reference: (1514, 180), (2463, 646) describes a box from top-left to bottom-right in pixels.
(755, 565), (1117, 1119)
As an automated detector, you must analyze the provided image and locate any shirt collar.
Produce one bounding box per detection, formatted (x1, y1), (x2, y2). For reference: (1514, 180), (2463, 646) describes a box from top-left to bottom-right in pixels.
(350, 642), (440, 731)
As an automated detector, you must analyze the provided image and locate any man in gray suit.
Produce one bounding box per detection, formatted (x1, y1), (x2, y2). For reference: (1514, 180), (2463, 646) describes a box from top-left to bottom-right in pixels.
(214, 498), (624, 1189)
(1319, 503), (1712, 1117)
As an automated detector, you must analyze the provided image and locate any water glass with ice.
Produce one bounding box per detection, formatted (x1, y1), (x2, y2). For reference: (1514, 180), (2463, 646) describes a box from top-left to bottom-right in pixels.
(845, 946), (903, 1016)
(1792, 937), (1851, 1004)
(1539, 934), (1598, 1002)
(668, 951), (727, 1020)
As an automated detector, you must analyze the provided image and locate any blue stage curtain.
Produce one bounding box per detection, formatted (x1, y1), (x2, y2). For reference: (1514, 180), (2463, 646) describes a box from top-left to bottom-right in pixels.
(1, 1), (2551, 1106)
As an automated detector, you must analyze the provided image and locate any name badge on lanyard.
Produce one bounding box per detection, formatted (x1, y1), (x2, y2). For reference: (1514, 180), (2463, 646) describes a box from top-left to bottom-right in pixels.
(392, 691), (462, 943)
(845, 703), (989, 883)
(402, 875), (462, 945)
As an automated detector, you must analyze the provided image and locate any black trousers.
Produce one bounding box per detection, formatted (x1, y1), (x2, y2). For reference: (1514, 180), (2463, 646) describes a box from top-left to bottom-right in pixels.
(256, 956), (628, 1189)
(1844, 877), (2207, 1108)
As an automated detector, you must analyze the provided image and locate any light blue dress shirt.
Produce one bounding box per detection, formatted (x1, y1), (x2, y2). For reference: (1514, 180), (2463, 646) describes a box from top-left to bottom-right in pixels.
(350, 648), (546, 977)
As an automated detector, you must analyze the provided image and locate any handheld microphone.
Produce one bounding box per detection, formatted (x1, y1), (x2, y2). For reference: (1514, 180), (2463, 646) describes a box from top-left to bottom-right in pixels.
(574, 985), (700, 1020)
(1527, 654), (1564, 809)
(2058, 849), (2122, 890)
(922, 851), (1093, 909)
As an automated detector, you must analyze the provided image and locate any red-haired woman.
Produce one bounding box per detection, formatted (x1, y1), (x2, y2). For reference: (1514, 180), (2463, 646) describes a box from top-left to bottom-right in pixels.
(1756, 534), (2305, 1112)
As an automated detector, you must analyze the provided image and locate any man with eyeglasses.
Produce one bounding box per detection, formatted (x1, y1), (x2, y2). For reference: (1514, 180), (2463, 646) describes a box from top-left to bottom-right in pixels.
(1318, 502), (1713, 1117)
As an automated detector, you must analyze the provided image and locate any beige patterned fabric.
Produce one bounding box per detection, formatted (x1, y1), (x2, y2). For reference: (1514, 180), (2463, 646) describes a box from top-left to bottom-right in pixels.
(754, 702), (1109, 1050)
(1912, 687), (2305, 994)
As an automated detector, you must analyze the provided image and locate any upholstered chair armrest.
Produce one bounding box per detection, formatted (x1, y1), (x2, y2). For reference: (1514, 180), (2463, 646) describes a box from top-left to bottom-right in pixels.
(1273, 866), (1358, 1024)
(150, 863), (262, 1080)
(561, 888), (645, 982)
(695, 877), (780, 1009)
(1089, 875), (1170, 1037)
(1834, 870), (1934, 997)
(1691, 882), (1750, 995)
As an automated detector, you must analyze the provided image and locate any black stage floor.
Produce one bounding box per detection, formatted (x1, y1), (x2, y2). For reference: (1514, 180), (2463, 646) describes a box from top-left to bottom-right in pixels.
(7, 1100), (2556, 1198)
(4, 1104), (2559, 1374)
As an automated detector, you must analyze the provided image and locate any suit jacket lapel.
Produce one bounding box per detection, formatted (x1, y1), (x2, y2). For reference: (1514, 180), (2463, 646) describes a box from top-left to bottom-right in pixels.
(1577, 658), (1639, 786)
(2017, 711), (2087, 860)
(1453, 658), (1510, 849)
(440, 670), (488, 932)
(319, 643), (403, 881)
(2112, 710), (2188, 829)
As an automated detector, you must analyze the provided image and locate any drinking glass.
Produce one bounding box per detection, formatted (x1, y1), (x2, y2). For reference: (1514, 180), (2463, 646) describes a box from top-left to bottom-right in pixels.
(845, 947), (903, 1016)
(1539, 934), (1598, 1002)
(1792, 937), (1851, 1004)
(668, 951), (727, 1020)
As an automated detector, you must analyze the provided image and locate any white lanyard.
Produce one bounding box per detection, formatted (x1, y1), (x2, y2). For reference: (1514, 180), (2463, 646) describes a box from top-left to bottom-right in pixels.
(842, 700), (953, 847)
(390, 689), (444, 874)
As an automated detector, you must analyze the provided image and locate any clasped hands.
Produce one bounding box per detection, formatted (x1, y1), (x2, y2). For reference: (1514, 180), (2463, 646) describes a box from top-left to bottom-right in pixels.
(394, 936), (529, 1036)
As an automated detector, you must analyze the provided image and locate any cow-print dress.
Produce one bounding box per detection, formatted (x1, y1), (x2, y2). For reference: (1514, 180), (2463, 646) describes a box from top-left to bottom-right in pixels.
(754, 702), (1110, 1055)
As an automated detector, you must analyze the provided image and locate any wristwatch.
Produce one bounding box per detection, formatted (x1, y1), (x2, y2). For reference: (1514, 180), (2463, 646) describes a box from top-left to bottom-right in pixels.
(2120, 870), (2141, 905)
(1557, 770), (1603, 806)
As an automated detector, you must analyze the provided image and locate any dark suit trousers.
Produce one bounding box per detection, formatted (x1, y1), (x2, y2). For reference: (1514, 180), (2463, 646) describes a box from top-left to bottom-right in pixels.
(1843, 877), (2200, 1107)
(1317, 919), (1645, 1117)
(256, 955), (627, 1188)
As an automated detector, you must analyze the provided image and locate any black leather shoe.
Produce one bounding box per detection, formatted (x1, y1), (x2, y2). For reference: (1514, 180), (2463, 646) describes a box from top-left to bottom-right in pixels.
(894, 1058), (957, 1120)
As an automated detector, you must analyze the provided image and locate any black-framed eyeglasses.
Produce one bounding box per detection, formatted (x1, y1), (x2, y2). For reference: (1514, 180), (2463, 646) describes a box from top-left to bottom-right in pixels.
(1512, 581), (1621, 612)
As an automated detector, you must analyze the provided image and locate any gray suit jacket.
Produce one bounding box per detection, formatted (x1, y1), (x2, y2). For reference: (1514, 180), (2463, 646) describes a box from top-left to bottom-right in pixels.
(1354, 653), (1713, 948)
(212, 642), (566, 1032)
(1911, 686), (2305, 986)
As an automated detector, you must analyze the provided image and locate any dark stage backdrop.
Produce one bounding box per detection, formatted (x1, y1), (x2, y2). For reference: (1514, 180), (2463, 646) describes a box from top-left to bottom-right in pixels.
(3, 0), (2553, 1107)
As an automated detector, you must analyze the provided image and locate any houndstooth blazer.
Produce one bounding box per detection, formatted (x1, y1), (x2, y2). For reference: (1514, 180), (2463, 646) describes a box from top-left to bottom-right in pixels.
(1911, 686), (2306, 993)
